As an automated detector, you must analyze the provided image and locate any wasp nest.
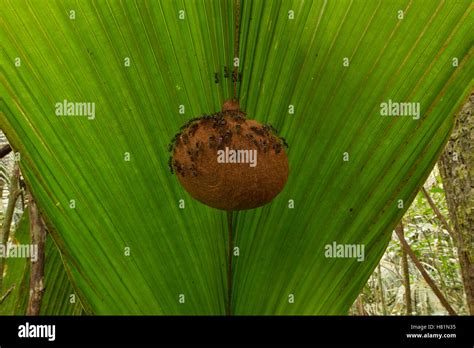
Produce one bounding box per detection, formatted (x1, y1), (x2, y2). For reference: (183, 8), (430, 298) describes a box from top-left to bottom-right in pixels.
(168, 100), (289, 211)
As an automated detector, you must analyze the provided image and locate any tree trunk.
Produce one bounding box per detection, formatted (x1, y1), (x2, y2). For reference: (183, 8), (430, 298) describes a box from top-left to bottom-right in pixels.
(26, 193), (46, 315)
(377, 264), (387, 315)
(438, 93), (473, 315)
(397, 223), (412, 315)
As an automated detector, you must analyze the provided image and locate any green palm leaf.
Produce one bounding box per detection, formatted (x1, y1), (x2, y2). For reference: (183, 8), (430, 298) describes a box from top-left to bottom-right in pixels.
(1, 0), (472, 314)
(41, 235), (84, 315)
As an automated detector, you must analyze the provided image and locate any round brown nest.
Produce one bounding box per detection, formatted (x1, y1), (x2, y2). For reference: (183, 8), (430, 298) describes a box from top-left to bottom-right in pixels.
(168, 101), (289, 211)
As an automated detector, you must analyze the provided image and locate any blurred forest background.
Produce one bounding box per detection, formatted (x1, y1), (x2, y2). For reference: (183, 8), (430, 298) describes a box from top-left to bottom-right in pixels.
(351, 94), (473, 316)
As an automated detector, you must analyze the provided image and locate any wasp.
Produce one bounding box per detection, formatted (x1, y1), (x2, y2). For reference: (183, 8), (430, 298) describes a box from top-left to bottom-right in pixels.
(189, 123), (199, 136)
(208, 135), (216, 148)
(264, 124), (278, 134)
(182, 133), (189, 145)
(231, 112), (245, 122)
(173, 133), (181, 146)
(190, 164), (198, 177)
(275, 143), (282, 154)
(250, 126), (265, 136)
(218, 118), (227, 127)
(216, 135), (224, 148)
(173, 160), (184, 176)
(232, 71), (243, 83)
(223, 130), (233, 145)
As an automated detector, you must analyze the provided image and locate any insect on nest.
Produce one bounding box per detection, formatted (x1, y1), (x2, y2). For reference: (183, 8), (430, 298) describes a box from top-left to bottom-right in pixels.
(168, 100), (289, 211)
